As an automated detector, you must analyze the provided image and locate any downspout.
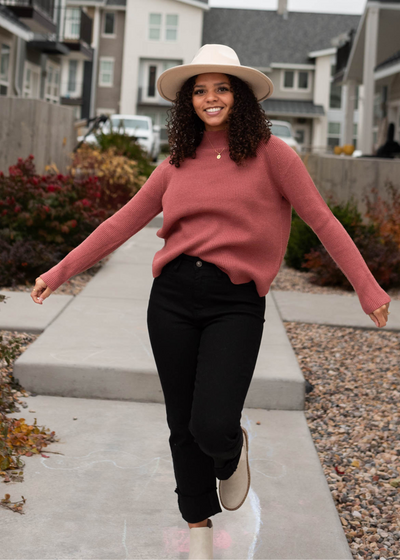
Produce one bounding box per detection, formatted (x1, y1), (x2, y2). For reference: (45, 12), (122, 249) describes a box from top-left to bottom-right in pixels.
(14, 36), (22, 97)
(89, 4), (102, 118)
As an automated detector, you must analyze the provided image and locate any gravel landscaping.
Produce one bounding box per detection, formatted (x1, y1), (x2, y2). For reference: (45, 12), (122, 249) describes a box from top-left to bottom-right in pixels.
(285, 323), (400, 560)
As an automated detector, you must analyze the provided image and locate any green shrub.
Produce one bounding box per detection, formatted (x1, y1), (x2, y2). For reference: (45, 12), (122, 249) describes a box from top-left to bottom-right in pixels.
(290, 189), (400, 290)
(285, 200), (367, 270)
(94, 130), (154, 178)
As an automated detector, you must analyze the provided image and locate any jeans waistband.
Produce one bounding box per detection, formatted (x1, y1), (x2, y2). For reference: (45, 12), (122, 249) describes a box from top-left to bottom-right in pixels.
(168, 254), (224, 276)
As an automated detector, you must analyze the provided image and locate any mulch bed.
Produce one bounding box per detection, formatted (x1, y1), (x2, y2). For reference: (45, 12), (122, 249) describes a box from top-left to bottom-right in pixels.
(285, 323), (400, 560)
(271, 261), (400, 300)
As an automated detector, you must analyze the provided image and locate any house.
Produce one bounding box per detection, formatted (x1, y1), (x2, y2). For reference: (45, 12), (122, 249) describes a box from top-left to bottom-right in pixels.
(335, 0), (400, 154)
(118, 0), (209, 143)
(0, 0), (93, 119)
(202, 0), (361, 153)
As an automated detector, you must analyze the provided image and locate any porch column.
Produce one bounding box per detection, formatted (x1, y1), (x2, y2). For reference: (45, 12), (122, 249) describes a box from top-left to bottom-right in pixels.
(89, 5), (101, 118)
(359, 5), (379, 154)
(344, 79), (356, 145)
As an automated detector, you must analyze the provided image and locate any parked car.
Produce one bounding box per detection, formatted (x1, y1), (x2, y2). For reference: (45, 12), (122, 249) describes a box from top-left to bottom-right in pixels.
(78, 114), (161, 161)
(269, 119), (301, 153)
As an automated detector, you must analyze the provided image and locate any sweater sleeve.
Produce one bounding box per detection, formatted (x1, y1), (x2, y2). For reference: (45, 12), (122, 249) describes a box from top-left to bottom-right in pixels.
(269, 139), (391, 315)
(39, 160), (167, 292)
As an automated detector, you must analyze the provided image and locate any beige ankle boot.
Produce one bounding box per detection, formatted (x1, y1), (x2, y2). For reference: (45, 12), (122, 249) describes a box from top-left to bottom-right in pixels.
(188, 518), (213, 559)
(219, 426), (250, 510)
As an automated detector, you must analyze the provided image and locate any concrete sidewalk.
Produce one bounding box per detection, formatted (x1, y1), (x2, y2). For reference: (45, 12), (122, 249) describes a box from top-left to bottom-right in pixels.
(1, 224), (360, 559)
(0, 395), (352, 560)
(12, 228), (305, 411)
(272, 290), (399, 331)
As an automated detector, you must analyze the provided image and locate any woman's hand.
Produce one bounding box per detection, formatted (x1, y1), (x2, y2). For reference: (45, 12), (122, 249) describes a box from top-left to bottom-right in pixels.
(369, 303), (390, 327)
(31, 277), (53, 305)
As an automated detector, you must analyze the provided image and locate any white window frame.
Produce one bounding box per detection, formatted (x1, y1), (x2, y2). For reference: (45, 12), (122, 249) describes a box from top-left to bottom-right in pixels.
(141, 60), (179, 103)
(45, 60), (60, 103)
(23, 61), (41, 98)
(98, 57), (114, 87)
(65, 7), (81, 40)
(165, 14), (178, 42)
(148, 13), (162, 41)
(281, 69), (311, 92)
(102, 11), (116, 38)
(0, 42), (11, 96)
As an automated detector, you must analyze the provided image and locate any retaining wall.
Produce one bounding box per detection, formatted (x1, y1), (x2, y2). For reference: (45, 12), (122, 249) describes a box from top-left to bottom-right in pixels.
(301, 153), (400, 214)
(0, 97), (77, 175)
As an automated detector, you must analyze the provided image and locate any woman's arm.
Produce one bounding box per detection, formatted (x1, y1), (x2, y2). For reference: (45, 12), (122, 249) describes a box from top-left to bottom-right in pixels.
(268, 139), (391, 317)
(37, 161), (167, 293)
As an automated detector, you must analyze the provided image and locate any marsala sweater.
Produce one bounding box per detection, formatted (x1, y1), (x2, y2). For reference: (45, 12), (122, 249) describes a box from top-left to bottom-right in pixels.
(40, 129), (391, 315)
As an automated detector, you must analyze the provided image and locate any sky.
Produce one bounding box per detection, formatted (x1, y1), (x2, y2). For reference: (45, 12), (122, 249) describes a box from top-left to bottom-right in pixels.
(208, 0), (368, 15)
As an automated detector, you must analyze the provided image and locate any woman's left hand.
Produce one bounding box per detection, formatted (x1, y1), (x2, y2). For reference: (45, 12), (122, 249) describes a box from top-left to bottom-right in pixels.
(369, 303), (390, 327)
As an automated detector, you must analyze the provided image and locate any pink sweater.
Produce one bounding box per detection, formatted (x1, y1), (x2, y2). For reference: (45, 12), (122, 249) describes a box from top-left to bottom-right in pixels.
(40, 129), (391, 315)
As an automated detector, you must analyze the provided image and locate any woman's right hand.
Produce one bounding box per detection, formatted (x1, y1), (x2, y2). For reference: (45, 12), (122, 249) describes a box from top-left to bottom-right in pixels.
(31, 277), (53, 305)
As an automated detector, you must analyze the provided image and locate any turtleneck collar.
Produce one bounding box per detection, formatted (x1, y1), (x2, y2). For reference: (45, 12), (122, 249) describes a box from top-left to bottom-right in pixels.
(201, 128), (229, 148)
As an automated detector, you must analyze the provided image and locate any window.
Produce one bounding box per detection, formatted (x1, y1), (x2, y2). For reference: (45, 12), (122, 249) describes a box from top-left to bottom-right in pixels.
(103, 12), (115, 36)
(282, 69), (310, 91)
(327, 122), (341, 149)
(298, 71), (308, 89)
(284, 71), (294, 88)
(141, 60), (180, 102)
(65, 7), (80, 39)
(45, 62), (60, 103)
(165, 14), (178, 41)
(99, 58), (114, 87)
(0, 43), (10, 96)
(148, 13), (178, 41)
(147, 65), (157, 98)
(329, 64), (342, 109)
(68, 60), (78, 93)
(149, 13), (161, 40)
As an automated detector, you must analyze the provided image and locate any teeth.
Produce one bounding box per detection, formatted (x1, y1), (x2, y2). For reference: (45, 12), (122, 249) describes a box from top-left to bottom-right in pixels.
(206, 108), (222, 113)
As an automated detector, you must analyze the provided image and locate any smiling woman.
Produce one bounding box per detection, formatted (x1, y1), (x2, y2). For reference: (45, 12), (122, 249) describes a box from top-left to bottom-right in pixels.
(33, 43), (391, 560)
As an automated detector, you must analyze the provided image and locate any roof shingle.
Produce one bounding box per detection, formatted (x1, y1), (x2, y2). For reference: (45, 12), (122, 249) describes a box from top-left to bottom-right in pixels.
(202, 9), (360, 67)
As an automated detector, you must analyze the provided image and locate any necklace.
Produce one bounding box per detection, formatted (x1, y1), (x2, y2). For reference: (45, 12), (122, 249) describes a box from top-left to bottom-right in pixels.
(205, 134), (226, 159)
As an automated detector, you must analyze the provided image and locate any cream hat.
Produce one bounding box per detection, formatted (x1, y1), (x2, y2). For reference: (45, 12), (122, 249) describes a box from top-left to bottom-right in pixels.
(157, 44), (274, 103)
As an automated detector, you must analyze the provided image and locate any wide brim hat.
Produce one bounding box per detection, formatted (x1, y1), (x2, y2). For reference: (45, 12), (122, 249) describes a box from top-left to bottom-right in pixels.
(157, 44), (274, 103)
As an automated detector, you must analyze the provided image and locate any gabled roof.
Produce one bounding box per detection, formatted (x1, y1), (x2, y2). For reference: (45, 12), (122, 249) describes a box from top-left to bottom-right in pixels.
(175, 0), (209, 9)
(202, 9), (360, 67)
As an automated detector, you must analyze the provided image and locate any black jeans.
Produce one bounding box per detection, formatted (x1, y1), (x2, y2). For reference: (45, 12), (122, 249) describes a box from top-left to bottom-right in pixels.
(147, 254), (266, 523)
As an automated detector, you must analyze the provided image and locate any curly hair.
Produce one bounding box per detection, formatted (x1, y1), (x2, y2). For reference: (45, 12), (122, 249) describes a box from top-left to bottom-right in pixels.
(166, 74), (272, 168)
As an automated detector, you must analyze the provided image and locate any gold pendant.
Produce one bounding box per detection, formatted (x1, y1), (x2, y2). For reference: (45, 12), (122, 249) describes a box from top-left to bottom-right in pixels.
(217, 154), (221, 159)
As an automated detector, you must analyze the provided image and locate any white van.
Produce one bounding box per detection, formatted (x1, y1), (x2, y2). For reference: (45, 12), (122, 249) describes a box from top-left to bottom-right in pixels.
(269, 120), (301, 153)
(79, 114), (161, 161)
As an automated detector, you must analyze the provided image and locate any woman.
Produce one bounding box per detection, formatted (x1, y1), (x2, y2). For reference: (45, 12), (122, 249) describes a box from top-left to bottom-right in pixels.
(31, 45), (390, 559)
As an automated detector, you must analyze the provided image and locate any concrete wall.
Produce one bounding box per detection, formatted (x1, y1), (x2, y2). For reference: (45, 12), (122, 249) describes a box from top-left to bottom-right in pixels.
(0, 97), (77, 175)
(302, 152), (400, 216)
